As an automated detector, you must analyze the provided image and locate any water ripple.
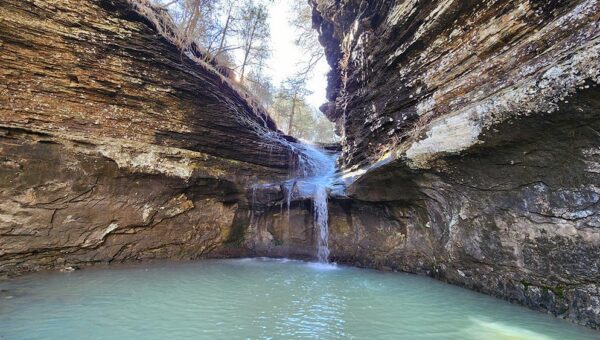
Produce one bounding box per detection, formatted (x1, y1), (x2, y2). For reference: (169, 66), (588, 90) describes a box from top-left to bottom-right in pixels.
(0, 259), (596, 339)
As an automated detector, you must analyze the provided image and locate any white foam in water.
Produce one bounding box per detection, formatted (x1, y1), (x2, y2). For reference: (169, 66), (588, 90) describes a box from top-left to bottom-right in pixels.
(306, 261), (339, 271)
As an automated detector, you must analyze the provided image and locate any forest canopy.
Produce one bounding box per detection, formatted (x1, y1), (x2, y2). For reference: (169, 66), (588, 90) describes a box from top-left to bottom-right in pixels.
(151, 0), (339, 144)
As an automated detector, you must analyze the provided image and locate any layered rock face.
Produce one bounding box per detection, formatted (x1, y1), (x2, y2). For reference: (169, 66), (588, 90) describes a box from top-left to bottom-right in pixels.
(313, 0), (599, 170)
(1, 0), (599, 331)
(0, 0), (294, 276)
(0, 0), (293, 169)
(310, 0), (600, 329)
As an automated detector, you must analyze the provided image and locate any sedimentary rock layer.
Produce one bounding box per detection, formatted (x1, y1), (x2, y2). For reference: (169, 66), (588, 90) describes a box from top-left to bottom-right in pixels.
(313, 0), (599, 170)
(311, 0), (600, 329)
(0, 0), (293, 170)
(0, 0), (293, 275)
(0, 127), (253, 275)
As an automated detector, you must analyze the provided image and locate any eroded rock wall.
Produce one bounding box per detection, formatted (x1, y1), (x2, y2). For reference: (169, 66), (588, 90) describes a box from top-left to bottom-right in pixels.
(248, 96), (600, 326)
(242, 197), (414, 267)
(312, 0), (600, 329)
(0, 0), (293, 276)
(313, 0), (599, 170)
(344, 93), (600, 328)
(0, 126), (268, 275)
(0, 0), (292, 169)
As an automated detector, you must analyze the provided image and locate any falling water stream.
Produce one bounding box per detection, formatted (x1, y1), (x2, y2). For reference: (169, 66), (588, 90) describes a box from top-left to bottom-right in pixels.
(248, 139), (338, 263)
(241, 105), (340, 262)
(293, 144), (338, 263)
(313, 185), (330, 262)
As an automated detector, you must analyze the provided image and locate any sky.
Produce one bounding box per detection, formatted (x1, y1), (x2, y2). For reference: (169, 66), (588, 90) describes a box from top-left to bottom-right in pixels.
(157, 0), (329, 110)
(265, 0), (330, 109)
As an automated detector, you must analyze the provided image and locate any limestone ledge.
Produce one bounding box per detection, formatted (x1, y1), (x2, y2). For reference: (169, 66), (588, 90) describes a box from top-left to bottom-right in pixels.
(314, 0), (600, 171)
(0, 125), (287, 185)
(0, 126), (258, 276)
(404, 41), (600, 169)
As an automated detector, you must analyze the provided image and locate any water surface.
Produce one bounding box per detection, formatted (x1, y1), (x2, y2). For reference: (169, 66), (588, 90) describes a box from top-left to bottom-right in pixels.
(0, 258), (597, 339)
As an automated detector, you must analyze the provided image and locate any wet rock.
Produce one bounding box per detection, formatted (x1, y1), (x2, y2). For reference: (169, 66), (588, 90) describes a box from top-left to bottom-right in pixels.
(313, 0), (599, 170)
(313, 0), (600, 329)
(0, 0), (294, 276)
(59, 266), (79, 273)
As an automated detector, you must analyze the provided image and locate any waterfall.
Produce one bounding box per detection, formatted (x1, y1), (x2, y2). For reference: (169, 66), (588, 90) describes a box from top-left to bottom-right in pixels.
(294, 144), (337, 263)
(236, 113), (338, 263)
(313, 185), (330, 262)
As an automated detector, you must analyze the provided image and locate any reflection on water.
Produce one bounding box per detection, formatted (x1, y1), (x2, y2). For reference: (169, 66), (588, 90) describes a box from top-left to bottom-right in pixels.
(0, 258), (597, 339)
(464, 317), (554, 340)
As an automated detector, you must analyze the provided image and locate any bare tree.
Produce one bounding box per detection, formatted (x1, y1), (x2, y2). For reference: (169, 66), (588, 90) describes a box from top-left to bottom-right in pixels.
(278, 77), (311, 135)
(235, 1), (270, 82)
(156, 0), (218, 49)
(290, 0), (324, 78)
(215, 1), (234, 54)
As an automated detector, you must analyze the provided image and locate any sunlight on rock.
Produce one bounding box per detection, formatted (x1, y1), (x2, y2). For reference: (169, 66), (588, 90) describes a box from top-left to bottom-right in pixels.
(0, 0), (598, 337)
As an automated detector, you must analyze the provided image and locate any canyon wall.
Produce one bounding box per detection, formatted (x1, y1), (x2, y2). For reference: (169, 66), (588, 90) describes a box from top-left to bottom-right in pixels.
(1, 0), (599, 331)
(0, 0), (294, 276)
(308, 0), (600, 329)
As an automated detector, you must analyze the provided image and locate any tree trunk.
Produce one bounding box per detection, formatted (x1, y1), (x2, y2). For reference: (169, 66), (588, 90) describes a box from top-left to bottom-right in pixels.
(215, 4), (233, 57)
(240, 10), (260, 83)
(287, 94), (297, 135)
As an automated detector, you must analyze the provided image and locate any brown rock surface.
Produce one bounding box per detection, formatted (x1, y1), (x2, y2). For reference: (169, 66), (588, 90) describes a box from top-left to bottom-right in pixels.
(0, 0), (294, 170)
(311, 0), (600, 329)
(0, 0), (295, 276)
(313, 0), (599, 170)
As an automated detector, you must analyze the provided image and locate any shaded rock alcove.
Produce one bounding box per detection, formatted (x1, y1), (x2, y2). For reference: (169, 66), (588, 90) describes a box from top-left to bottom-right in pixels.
(0, 0), (599, 331)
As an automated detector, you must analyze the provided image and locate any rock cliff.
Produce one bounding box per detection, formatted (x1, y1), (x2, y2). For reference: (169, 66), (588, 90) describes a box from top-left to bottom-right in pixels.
(1, 0), (599, 331)
(308, 0), (600, 329)
(0, 0), (295, 276)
